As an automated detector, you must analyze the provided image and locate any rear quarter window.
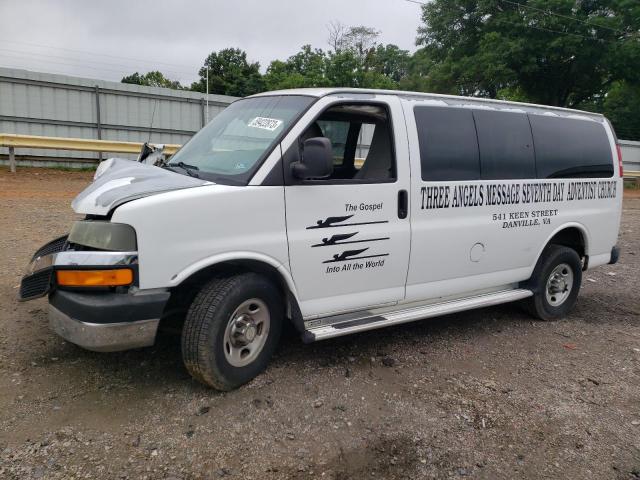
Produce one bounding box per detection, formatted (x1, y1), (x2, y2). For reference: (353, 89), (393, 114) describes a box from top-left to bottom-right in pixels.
(414, 106), (480, 181)
(529, 115), (613, 178)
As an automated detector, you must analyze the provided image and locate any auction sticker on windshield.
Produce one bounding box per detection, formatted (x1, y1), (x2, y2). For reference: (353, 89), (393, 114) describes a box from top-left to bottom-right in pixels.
(248, 117), (283, 131)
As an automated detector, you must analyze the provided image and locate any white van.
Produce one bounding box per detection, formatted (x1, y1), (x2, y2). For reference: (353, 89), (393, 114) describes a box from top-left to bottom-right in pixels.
(20, 88), (623, 390)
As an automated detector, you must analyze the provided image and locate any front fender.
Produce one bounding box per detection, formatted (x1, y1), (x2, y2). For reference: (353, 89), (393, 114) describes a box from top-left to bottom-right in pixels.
(169, 251), (299, 300)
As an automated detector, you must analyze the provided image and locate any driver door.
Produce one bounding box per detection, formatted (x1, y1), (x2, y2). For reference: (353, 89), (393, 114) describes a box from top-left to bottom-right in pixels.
(283, 96), (411, 318)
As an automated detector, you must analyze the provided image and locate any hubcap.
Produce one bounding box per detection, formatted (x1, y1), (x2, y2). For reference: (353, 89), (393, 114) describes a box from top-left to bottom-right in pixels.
(545, 263), (573, 307)
(223, 299), (270, 367)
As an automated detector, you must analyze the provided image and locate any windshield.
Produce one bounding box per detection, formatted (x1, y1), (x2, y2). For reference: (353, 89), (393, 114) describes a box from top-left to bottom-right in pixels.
(168, 95), (315, 184)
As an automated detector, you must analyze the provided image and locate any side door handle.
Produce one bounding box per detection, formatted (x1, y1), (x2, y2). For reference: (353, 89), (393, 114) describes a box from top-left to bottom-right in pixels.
(397, 189), (408, 219)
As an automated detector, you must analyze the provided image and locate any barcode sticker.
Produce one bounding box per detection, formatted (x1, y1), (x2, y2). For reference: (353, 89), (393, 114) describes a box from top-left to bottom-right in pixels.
(248, 116), (283, 131)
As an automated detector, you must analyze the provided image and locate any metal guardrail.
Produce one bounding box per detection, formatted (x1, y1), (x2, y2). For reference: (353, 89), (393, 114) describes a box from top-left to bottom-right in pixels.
(2, 132), (640, 183)
(625, 170), (640, 187)
(0, 133), (181, 173)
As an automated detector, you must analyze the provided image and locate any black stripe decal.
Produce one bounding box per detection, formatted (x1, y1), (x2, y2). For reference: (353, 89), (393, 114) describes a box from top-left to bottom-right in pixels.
(322, 253), (389, 264)
(307, 220), (388, 230)
(312, 237), (389, 248)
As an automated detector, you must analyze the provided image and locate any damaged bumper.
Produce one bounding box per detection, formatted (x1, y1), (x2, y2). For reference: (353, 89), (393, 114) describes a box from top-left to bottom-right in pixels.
(49, 289), (169, 352)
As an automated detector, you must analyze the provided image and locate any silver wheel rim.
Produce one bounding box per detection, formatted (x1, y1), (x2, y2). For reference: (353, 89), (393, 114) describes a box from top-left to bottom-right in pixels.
(545, 263), (573, 307)
(223, 298), (270, 368)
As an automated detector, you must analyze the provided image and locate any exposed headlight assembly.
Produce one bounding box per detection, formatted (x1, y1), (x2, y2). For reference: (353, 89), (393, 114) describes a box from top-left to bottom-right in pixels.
(68, 221), (137, 251)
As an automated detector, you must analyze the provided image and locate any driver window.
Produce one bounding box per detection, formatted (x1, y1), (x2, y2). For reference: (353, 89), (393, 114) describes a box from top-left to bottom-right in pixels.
(300, 104), (396, 182)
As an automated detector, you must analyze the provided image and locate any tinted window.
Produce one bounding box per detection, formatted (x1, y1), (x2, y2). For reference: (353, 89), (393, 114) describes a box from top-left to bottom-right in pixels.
(415, 106), (480, 181)
(529, 115), (613, 178)
(473, 110), (536, 180)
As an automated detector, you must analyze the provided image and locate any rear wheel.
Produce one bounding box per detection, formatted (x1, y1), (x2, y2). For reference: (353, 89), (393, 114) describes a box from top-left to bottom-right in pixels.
(524, 245), (582, 321)
(181, 273), (283, 390)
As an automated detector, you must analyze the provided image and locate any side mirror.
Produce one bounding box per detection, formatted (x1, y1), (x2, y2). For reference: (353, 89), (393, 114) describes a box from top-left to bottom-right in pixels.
(291, 137), (333, 180)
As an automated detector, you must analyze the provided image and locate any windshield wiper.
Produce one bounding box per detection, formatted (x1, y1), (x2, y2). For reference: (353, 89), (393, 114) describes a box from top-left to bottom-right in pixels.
(163, 161), (200, 178)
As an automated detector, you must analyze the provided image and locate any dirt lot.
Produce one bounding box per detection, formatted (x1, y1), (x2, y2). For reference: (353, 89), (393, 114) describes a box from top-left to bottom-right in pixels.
(1, 168), (639, 479)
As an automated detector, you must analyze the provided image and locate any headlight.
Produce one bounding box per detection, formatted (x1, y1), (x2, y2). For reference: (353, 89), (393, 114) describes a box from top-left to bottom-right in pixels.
(94, 158), (115, 180)
(68, 221), (137, 251)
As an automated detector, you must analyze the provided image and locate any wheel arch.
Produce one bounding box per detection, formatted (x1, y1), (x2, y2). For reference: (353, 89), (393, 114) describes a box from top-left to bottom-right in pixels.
(162, 253), (305, 333)
(534, 222), (590, 269)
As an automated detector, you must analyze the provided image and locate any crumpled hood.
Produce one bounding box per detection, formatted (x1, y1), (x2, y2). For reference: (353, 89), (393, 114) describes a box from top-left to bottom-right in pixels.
(72, 158), (211, 215)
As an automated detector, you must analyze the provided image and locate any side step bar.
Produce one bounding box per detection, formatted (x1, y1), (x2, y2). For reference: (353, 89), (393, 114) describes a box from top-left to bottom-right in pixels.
(303, 289), (533, 342)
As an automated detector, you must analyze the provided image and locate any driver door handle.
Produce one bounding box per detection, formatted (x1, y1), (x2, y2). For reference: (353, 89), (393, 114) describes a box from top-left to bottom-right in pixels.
(398, 189), (408, 219)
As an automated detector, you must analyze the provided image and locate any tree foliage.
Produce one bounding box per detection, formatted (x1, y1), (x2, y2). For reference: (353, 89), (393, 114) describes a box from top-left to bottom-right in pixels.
(121, 71), (183, 89)
(191, 48), (265, 97)
(262, 39), (409, 91)
(416, 0), (640, 108)
(120, 11), (640, 139)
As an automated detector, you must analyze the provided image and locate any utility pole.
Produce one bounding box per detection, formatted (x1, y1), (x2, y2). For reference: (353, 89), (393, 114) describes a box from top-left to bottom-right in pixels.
(206, 67), (209, 124)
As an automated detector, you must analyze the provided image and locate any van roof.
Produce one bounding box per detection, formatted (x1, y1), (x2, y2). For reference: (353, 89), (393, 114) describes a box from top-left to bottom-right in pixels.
(248, 87), (604, 121)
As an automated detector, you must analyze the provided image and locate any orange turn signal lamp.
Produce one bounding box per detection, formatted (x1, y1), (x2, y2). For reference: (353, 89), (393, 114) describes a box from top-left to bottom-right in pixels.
(56, 269), (134, 287)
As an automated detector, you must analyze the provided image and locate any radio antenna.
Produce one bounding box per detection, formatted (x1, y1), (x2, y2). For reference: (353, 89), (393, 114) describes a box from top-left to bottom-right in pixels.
(148, 99), (158, 143)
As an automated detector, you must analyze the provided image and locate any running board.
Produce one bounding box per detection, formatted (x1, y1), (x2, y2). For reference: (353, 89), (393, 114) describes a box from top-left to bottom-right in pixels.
(303, 289), (533, 342)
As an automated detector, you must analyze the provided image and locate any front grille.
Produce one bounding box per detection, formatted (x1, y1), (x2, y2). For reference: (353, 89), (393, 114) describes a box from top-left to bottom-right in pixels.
(31, 235), (68, 261)
(19, 269), (53, 300)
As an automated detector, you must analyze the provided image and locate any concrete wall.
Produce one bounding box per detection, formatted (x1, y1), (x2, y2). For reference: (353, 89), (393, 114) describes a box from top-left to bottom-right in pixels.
(0, 67), (236, 166)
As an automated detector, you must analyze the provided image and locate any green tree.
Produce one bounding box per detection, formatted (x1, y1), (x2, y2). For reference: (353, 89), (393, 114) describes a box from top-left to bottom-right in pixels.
(263, 45), (330, 90)
(416, 0), (640, 107)
(121, 71), (183, 89)
(191, 48), (264, 97)
(264, 42), (403, 90)
(398, 48), (437, 92)
(367, 44), (411, 83)
(590, 81), (640, 140)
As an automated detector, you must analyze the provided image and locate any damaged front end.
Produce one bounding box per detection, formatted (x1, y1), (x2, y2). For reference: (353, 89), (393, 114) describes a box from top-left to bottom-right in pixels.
(18, 157), (213, 351)
(19, 220), (138, 301)
(19, 220), (168, 352)
(19, 235), (70, 301)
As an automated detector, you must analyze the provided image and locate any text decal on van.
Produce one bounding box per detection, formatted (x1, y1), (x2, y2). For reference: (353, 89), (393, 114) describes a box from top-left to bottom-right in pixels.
(420, 180), (617, 210)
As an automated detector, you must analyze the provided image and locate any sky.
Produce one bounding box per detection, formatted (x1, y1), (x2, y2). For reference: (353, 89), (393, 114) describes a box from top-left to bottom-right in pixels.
(0, 0), (425, 86)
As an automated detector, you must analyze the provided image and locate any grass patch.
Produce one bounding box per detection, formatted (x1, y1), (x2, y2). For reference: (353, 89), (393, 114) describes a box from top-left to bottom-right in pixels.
(50, 166), (97, 172)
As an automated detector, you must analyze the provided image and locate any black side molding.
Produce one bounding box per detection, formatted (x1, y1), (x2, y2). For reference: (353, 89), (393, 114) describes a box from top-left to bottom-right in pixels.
(609, 246), (620, 265)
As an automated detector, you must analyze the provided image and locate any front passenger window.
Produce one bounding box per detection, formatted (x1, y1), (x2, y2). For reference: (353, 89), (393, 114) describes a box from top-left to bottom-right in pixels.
(298, 104), (396, 183)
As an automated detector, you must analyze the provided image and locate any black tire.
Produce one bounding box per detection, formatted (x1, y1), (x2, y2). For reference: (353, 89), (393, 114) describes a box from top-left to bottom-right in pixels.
(181, 273), (283, 390)
(524, 244), (582, 321)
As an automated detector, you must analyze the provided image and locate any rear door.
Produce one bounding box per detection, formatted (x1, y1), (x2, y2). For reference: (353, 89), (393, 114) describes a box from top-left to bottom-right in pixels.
(404, 103), (541, 302)
(283, 95), (411, 318)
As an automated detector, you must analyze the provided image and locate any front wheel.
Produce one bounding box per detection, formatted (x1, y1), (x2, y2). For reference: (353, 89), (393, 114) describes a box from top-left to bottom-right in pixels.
(181, 273), (283, 390)
(524, 245), (582, 321)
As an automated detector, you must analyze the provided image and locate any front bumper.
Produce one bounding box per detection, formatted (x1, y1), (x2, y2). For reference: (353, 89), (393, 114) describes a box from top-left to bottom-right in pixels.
(49, 305), (160, 352)
(49, 290), (169, 352)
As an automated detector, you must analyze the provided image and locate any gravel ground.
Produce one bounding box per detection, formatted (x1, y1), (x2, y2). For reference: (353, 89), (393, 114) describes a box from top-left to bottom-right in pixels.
(1, 168), (639, 480)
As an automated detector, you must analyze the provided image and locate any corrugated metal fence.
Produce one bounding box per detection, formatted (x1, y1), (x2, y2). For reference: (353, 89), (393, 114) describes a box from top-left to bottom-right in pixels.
(620, 140), (640, 173)
(1, 67), (639, 172)
(0, 67), (236, 167)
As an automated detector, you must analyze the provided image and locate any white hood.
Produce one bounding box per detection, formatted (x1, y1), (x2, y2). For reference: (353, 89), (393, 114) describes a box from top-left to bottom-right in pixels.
(72, 158), (211, 215)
